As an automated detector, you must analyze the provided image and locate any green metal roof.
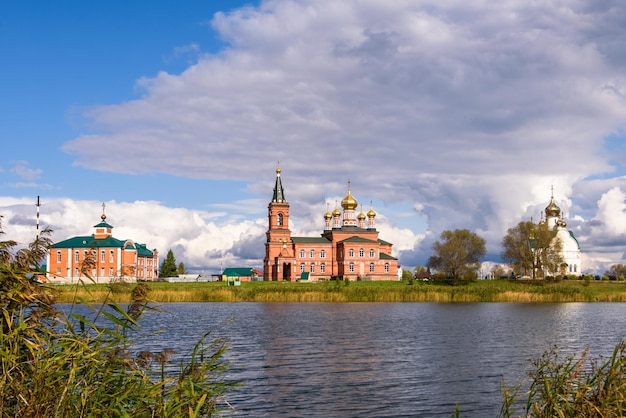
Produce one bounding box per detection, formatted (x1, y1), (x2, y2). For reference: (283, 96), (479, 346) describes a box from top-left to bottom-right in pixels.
(94, 221), (113, 228)
(340, 236), (378, 244)
(379, 252), (397, 260)
(222, 267), (255, 277)
(51, 235), (126, 249)
(291, 237), (331, 243)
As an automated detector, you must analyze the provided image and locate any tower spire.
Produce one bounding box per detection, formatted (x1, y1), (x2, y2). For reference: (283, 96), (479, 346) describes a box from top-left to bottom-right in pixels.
(272, 163), (286, 203)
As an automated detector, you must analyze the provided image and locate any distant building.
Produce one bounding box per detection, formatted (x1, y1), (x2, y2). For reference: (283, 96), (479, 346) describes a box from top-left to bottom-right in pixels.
(540, 189), (582, 276)
(46, 205), (158, 283)
(264, 166), (399, 281)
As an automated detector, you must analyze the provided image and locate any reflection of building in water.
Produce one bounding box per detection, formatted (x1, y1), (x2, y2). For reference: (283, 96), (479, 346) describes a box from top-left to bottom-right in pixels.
(539, 188), (582, 276)
(263, 166), (398, 281)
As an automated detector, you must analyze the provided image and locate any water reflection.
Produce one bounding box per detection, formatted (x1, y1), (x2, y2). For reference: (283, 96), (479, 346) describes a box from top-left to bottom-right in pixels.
(60, 302), (626, 417)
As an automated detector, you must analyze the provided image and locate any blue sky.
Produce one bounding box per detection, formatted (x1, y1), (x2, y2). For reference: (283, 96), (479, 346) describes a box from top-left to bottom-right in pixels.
(2, 1), (626, 275)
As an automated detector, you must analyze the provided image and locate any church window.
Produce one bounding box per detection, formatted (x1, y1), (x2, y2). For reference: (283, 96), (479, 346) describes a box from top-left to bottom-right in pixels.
(320, 263), (326, 273)
(75, 268), (79, 276)
(300, 250), (305, 258)
(110, 250), (114, 262)
(349, 262), (354, 272)
(57, 251), (61, 262)
(320, 250), (326, 258)
(100, 267), (105, 276)
(109, 267), (114, 276)
(300, 263), (305, 273)
(75, 251), (79, 262)
(369, 249), (375, 258)
(310, 264), (315, 273)
(310, 249), (315, 258)
(277, 213), (283, 226)
(101, 251), (105, 263)
(349, 249), (355, 258)
(370, 263), (375, 273)
(359, 248), (364, 257)
(384, 263), (389, 272)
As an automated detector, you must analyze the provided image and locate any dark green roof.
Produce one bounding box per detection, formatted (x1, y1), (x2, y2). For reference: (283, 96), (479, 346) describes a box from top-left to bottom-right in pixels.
(378, 239), (391, 245)
(51, 235), (126, 249)
(94, 221), (113, 228)
(222, 267), (255, 277)
(340, 236), (378, 244)
(379, 253), (397, 260)
(291, 237), (331, 243)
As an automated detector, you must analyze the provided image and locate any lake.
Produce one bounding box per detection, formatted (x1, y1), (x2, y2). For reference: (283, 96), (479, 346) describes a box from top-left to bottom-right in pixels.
(74, 302), (626, 417)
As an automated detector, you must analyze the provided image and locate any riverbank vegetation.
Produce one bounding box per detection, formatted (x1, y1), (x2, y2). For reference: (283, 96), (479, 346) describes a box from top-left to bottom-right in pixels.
(53, 278), (626, 304)
(0, 221), (236, 416)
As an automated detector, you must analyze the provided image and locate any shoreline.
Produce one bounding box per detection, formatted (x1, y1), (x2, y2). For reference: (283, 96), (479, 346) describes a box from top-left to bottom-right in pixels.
(51, 279), (626, 304)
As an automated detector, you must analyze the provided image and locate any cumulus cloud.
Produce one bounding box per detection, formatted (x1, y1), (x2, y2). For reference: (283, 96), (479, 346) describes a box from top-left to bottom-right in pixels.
(55, 1), (626, 273)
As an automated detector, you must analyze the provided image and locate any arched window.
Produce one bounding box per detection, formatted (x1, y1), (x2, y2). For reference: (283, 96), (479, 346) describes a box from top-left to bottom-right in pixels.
(320, 263), (326, 273)
(277, 213), (283, 226)
(369, 249), (375, 258)
(320, 249), (326, 258)
(370, 263), (375, 273)
(310, 249), (315, 258)
(300, 250), (305, 258)
(384, 263), (389, 272)
(359, 248), (364, 257)
(300, 263), (305, 272)
(349, 249), (355, 257)
(349, 262), (355, 272)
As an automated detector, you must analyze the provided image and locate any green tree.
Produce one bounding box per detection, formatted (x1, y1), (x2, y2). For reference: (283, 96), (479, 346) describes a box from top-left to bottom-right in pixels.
(605, 264), (626, 278)
(177, 261), (188, 275)
(501, 221), (563, 279)
(159, 249), (178, 278)
(428, 229), (486, 284)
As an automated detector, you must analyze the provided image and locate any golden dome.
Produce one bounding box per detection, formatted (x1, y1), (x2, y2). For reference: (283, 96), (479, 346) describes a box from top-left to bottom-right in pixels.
(367, 207), (376, 218)
(545, 198), (560, 218)
(276, 164), (281, 174)
(324, 210), (332, 220)
(341, 181), (358, 210)
(332, 206), (341, 217)
(358, 210), (366, 220)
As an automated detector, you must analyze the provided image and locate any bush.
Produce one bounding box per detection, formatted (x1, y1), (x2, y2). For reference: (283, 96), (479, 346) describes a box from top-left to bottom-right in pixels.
(0, 226), (237, 417)
(501, 342), (626, 417)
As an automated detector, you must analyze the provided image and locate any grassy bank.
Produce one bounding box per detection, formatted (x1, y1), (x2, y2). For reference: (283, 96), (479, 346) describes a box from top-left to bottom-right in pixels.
(53, 279), (626, 303)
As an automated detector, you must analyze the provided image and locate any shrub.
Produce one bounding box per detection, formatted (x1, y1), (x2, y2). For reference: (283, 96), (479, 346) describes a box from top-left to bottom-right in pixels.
(0, 224), (237, 417)
(501, 342), (626, 417)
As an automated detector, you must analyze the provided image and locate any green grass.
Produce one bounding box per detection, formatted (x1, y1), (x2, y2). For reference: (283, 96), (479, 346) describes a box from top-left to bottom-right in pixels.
(53, 279), (626, 303)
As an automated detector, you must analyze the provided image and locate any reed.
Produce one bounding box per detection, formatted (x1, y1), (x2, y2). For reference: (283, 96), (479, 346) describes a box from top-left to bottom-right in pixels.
(52, 279), (626, 304)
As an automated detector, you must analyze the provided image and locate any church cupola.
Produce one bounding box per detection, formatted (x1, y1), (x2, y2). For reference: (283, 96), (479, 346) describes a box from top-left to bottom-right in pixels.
(93, 203), (113, 239)
(341, 181), (358, 227)
(545, 186), (561, 229)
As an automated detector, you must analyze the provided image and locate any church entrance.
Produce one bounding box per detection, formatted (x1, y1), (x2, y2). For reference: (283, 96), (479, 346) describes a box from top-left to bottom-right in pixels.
(282, 262), (292, 281)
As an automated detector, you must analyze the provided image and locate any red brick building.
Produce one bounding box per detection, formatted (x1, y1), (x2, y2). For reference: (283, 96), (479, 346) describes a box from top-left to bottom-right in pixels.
(264, 166), (398, 281)
(46, 206), (158, 283)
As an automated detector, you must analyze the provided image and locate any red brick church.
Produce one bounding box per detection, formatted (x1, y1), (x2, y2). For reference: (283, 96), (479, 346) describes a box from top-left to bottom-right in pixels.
(263, 166), (399, 281)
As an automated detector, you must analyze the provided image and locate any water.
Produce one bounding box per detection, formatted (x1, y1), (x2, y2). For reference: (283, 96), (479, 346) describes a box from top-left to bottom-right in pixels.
(65, 302), (626, 417)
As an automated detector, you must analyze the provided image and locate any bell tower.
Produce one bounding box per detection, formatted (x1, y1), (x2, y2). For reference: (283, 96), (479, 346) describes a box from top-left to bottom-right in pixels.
(264, 165), (294, 280)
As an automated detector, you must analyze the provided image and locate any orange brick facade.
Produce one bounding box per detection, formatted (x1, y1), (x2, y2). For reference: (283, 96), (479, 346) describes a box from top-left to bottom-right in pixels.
(264, 167), (399, 281)
(47, 208), (158, 283)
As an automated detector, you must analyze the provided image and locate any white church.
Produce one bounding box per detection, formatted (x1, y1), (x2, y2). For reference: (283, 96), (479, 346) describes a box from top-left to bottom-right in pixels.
(541, 189), (582, 276)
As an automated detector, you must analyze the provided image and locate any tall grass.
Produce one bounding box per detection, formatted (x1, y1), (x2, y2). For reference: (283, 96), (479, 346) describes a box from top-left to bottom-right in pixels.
(1, 271), (238, 416)
(500, 341), (626, 417)
(54, 279), (626, 303)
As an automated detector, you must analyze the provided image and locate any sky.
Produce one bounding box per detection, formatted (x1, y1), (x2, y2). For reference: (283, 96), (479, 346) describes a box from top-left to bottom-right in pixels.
(2, 0), (626, 275)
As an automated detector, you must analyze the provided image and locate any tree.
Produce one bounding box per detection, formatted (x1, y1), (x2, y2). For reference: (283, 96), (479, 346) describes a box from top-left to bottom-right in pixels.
(501, 221), (564, 279)
(177, 262), (188, 275)
(428, 229), (486, 284)
(605, 264), (626, 279)
(159, 249), (178, 278)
